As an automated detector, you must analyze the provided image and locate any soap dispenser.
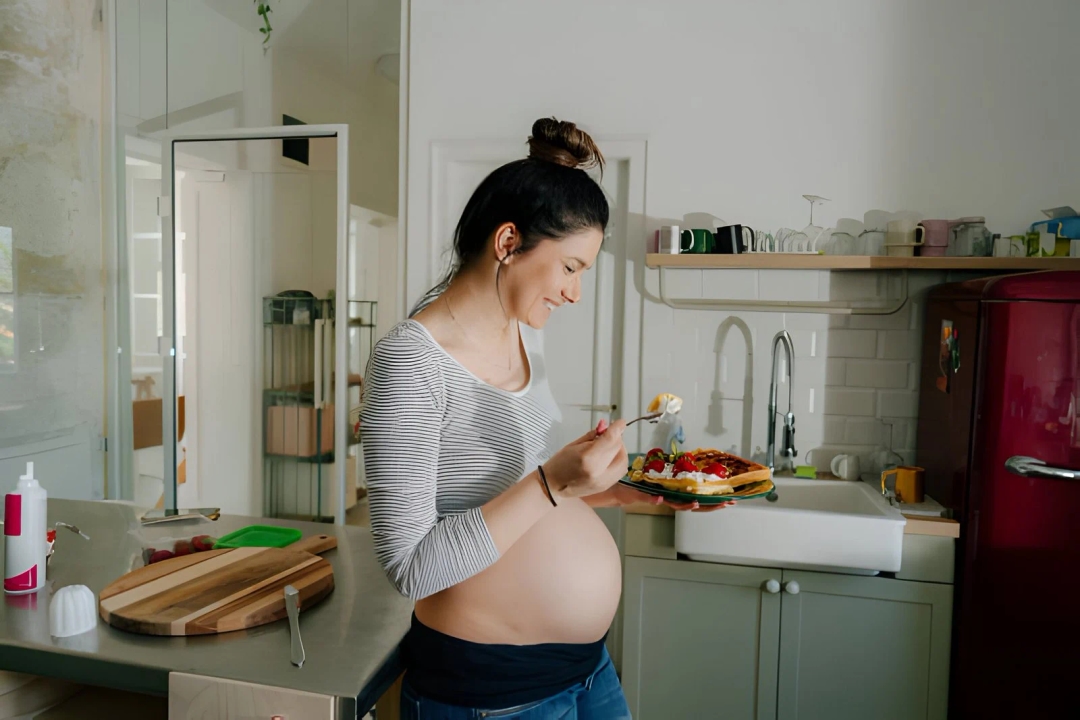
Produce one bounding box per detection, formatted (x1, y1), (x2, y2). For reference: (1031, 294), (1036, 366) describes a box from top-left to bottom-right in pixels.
(4, 462), (48, 594)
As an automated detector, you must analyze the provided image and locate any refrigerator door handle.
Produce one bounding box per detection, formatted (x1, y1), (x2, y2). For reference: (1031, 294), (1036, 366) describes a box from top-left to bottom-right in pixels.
(1005, 455), (1080, 481)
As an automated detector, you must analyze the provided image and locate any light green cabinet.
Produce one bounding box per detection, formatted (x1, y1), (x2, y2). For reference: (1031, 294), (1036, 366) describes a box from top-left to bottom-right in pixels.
(622, 557), (781, 720)
(776, 570), (952, 720)
(621, 559), (952, 720)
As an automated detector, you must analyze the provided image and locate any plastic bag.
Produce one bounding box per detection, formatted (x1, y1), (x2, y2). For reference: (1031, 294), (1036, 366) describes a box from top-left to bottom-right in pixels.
(126, 519), (220, 570)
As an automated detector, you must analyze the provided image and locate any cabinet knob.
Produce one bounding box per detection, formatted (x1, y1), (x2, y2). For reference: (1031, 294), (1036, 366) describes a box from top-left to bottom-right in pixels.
(784, 580), (800, 595)
(764, 579), (781, 594)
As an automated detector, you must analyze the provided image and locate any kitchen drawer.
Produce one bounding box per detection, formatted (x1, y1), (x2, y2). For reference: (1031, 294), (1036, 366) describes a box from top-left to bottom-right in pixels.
(168, 673), (336, 720)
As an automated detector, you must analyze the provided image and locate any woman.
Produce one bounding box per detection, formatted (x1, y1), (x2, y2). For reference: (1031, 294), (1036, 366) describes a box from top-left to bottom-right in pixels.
(362, 118), (725, 719)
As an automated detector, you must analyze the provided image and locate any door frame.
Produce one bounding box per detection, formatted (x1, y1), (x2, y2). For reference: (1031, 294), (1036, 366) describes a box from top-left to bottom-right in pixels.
(160, 124), (351, 523)
(409, 138), (647, 438)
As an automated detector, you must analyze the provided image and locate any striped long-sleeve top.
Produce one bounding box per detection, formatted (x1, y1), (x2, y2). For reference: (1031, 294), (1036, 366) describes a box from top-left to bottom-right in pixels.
(360, 319), (560, 599)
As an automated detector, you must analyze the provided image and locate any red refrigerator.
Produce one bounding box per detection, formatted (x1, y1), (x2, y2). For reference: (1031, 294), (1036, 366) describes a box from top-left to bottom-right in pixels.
(919, 271), (1080, 718)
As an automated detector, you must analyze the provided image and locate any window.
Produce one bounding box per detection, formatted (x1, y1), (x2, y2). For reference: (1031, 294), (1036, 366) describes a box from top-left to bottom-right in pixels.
(0, 226), (13, 372)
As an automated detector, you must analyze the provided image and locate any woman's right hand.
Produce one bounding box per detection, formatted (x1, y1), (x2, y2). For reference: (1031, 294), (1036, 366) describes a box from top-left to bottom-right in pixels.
(542, 420), (629, 500)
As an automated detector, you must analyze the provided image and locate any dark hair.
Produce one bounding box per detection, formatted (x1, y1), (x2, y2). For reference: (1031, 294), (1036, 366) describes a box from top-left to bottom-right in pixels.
(412, 118), (610, 315)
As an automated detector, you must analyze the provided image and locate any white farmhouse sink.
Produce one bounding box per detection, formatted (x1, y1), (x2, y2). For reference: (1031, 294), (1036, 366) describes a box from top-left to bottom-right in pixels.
(675, 477), (906, 574)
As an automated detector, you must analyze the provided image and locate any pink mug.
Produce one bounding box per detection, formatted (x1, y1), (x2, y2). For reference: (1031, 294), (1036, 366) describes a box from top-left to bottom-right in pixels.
(917, 220), (953, 257)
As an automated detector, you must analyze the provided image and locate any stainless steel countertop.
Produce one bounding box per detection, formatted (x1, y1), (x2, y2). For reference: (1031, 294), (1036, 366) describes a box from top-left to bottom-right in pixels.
(0, 499), (412, 714)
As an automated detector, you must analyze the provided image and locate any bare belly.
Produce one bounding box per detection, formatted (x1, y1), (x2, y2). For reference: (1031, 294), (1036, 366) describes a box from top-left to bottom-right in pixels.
(415, 499), (622, 645)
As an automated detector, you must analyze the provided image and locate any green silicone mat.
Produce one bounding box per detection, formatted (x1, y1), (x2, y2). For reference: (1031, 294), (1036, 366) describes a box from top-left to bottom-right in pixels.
(212, 525), (302, 550)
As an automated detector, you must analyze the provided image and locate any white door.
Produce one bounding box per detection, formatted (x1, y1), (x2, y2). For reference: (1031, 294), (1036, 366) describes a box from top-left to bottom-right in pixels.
(423, 142), (639, 449)
(418, 139), (647, 671)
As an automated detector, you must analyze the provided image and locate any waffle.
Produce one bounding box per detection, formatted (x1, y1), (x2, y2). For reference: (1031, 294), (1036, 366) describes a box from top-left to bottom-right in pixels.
(631, 448), (771, 496)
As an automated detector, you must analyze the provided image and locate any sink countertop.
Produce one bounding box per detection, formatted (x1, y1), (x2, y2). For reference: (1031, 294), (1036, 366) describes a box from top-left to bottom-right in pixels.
(622, 476), (960, 538)
(0, 499), (412, 715)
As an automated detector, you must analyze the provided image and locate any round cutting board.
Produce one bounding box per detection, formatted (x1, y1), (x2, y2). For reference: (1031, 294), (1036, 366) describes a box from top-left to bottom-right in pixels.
(99, 534), (336, 636)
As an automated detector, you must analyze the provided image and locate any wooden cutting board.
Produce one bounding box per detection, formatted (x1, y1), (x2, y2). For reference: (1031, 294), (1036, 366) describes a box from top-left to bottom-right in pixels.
(99, 534), (337, 636)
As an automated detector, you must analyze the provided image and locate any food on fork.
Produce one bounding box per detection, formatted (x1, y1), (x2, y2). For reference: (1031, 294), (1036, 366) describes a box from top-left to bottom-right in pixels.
(630, 447), (770, 496)
(647, 393), (683, 416)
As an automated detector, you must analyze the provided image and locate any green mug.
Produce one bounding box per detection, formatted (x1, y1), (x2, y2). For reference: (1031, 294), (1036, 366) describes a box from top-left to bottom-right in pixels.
(680, 228), (715, 254)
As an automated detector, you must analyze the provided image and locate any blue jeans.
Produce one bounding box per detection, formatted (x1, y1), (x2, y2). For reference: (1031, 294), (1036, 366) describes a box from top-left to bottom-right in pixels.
(400, 647), (632, 719)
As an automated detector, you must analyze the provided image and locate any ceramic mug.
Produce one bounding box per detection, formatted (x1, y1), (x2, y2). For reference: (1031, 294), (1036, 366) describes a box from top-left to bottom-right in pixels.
(881, 466), (925, 504)
(715, 225), (753, 254)
(886, 218), (925, 257)
(680, 228), (714, 254)
(659, 225), (681, 254)
(831, 454), (861, 481)
(917, 219), (953, 257)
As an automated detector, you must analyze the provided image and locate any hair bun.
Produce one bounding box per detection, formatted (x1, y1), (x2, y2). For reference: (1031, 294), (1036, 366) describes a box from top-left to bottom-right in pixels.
(527, 117), (604, 171)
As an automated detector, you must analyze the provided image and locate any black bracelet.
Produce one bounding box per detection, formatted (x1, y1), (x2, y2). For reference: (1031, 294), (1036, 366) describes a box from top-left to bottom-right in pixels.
(537, 465), (558, 507)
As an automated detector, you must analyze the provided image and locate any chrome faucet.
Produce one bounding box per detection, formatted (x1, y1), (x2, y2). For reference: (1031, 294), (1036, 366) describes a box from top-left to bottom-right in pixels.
(766, 330), (796, 473)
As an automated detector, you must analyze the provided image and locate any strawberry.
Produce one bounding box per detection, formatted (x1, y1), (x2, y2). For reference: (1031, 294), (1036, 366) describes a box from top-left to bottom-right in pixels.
(191, 535), (215, 552)
(673, 457), (697, 475)
(643, 459), (666, 474)
(174, 540), (193, 556)
(646, 448), (665, 458)
(149, 549), (174, 564)
(703, 463), (730, 479)
(678, 452), (696, 464)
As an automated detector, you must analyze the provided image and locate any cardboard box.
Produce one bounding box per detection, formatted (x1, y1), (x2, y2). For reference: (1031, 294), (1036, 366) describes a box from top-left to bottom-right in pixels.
(133, 396), (185, 450)
(319, 455), (359, 517)
(265, 404), (334, 458)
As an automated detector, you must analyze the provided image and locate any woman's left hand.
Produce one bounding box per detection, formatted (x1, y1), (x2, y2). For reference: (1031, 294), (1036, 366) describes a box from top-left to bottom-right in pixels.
(606, 483), (736, 512)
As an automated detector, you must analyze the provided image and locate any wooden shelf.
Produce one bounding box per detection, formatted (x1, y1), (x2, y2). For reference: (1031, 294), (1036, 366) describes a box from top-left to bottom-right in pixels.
(646, 254), (1080, 271)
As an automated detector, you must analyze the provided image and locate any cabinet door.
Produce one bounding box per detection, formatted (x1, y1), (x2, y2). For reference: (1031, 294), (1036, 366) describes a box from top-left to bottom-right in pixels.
(168, 672), (337, 720)
(622, 557), (781, 720)
(777, 571), (952, 720)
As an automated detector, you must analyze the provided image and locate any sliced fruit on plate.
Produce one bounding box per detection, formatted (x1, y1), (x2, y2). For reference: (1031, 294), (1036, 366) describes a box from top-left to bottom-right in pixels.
(643, 459), (666, 473)
(673, 457), (697, 474)
(702, 463), (730, 479)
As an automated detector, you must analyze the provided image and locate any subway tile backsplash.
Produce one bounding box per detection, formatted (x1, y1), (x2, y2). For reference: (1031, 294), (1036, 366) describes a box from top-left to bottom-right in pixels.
(640, 268), (951, 473)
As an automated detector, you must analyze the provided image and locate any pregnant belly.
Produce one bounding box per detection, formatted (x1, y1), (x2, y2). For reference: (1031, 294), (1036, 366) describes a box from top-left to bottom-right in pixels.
(416, 499), (622, 645)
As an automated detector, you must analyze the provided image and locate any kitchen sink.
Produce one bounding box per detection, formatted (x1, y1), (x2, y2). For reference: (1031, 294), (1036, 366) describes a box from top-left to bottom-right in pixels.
(675, 476), (906, 574)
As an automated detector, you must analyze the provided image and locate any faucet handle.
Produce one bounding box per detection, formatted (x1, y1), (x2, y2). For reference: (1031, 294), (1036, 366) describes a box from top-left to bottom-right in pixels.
(782, 415), (796, 458)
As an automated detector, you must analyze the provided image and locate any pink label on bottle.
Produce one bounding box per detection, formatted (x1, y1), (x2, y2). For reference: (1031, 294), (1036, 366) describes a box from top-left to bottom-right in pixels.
(3, 495), (20, 536)
(3, 565), (36, 592)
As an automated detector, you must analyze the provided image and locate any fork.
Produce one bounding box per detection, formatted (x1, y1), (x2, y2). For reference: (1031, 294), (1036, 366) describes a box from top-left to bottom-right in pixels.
(595, 411), (665, 436)
(626, 411), (664, 427)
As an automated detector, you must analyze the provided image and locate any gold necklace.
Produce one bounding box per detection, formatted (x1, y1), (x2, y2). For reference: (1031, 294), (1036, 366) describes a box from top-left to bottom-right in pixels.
(443, 294), (515, 371)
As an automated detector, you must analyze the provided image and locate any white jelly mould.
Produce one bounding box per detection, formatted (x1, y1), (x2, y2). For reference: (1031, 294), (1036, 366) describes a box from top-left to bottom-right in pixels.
(49, 584), (97, 637)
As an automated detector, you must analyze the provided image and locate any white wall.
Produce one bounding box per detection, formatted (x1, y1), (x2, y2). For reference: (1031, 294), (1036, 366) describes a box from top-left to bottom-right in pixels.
(274, 48), (399, 217)
(406, 0), (1080, 473)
